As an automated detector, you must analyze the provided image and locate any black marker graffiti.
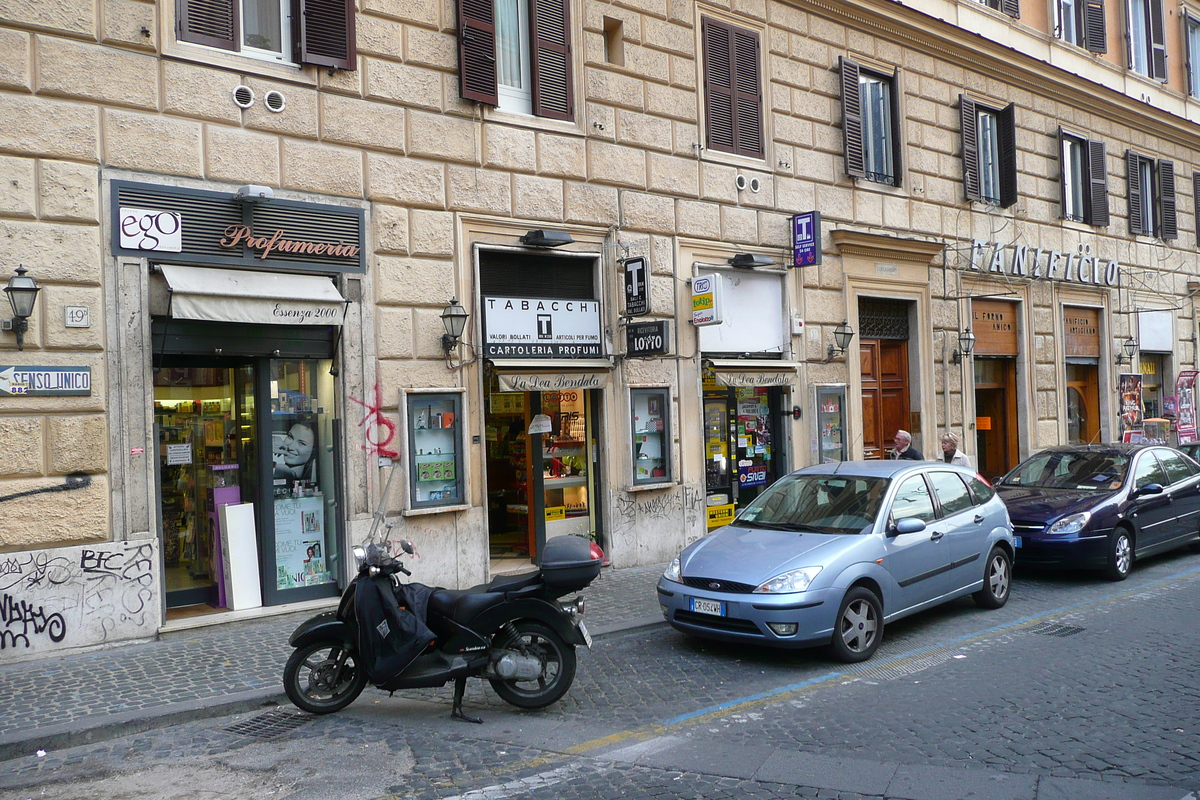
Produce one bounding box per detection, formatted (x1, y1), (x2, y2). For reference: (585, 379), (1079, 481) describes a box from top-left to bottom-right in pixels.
(0, 593), (66, 649)
(0, 472), (91, 504)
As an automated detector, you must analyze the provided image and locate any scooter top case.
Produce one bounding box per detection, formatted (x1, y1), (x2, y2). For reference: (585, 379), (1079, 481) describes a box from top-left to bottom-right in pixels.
(539, 535), (602, 596)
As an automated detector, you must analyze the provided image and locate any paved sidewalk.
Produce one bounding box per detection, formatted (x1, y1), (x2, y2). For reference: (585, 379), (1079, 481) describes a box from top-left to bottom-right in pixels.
(0, 562), (667, 762)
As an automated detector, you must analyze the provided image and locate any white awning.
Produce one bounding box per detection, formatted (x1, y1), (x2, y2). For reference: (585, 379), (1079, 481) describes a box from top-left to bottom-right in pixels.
(156, 264), (348, 326)
(489, 358), (613, 392)
(704, 358), (799, 387)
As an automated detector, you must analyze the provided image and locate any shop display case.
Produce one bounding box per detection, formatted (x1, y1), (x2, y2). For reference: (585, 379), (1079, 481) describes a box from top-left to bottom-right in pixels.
(407, 391), (465, 509)
(814, 384), (848, 463)
(631, 388), (672, 486)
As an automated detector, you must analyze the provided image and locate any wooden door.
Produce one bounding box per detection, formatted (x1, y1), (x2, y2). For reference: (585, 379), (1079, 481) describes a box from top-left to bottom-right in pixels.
(974, 359), (1018, 479)
(861, 339), (910, 459)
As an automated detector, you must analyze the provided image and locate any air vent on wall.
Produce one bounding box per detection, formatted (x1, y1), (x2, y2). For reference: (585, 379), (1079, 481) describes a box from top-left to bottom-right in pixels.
(264, 90), (286, 113)
(734, 175), (748, 191)
(232, 85), (255, 109)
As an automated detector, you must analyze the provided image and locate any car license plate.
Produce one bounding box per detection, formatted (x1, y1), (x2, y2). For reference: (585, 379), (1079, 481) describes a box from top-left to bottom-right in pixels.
(690, 597), (724, 616)
(576, 620), (592, 649)
(1013, 536), (1022, 548)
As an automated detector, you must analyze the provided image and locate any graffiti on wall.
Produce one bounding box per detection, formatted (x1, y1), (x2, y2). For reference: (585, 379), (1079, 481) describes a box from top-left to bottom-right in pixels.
(611, 484), (706, 559)
(349, 383), (399, 459)
(0, 472), (91, 505)
(0, 541), (158, 657)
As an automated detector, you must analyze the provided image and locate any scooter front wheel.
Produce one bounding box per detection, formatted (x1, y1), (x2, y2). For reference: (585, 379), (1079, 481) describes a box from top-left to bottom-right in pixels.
(488, 620), (577, 709)
(284, 640), (367, 714)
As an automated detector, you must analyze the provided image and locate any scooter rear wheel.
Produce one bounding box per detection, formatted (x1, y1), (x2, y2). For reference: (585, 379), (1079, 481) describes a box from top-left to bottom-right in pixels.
(284, 640), (368, 714)
(488, 621), (577, 709)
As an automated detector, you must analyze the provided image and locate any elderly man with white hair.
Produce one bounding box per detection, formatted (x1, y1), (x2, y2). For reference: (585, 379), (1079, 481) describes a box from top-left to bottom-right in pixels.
(891, 430), (923, 460)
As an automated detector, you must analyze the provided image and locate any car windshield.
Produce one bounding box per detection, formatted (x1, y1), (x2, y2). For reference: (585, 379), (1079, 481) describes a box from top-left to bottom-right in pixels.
(1003, 451), (1129, 491)
(735, 474), (890, 535)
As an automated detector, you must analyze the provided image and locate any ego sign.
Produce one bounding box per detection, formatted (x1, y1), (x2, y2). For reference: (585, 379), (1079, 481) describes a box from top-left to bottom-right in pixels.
(119, 207), (183, 253)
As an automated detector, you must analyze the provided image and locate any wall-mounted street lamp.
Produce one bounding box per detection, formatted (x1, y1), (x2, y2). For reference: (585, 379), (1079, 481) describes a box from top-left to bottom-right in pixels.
(3, 266), (41, 351)
(826, 321), (855, 361)
(518, 228), (574, 247)
(440, 298), (469, 354)
(951, 328), (976, 365)
(1115, 335), (1138, 367)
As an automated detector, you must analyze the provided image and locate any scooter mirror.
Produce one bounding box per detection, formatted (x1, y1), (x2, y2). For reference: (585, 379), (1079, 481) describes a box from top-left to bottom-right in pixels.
(400, 539), (415, 555)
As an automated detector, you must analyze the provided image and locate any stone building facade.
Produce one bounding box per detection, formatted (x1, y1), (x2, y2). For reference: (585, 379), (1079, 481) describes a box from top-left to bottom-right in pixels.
(1, 0), (1197, 660)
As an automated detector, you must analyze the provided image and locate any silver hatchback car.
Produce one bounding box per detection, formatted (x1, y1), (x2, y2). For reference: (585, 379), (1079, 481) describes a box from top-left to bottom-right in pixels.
(657, 461), (1014, 662)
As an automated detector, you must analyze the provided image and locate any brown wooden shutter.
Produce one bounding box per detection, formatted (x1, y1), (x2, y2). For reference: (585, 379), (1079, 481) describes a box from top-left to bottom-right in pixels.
(177, 0), (237, 51)
(1088, 139), (1109, 227)
(530, 0), (574, 121)
(731, 26), (763, 158)
(998, 103), (1017, 207)
(702, 18), (736, 154)
(1085, 0), (1107, 53)
(961, 96), (981, 202)
(296, 0), (356, 70)
(1000, 0), (1020, 19)
(1150, 0), (1168, 80)
(840, 57), (866, 179)
(1127, 150), (1145, 235)
(458, 0), (499, 105)
(1159, 159), (1177, 239)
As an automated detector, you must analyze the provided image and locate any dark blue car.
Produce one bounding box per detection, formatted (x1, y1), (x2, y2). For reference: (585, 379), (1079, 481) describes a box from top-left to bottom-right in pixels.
(995, 444), (1200, 580)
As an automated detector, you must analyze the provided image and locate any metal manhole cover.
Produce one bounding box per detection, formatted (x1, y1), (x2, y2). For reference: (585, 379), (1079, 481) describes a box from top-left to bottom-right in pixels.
(1028, 622), (1086, 638)
(225, 709), (313, 739)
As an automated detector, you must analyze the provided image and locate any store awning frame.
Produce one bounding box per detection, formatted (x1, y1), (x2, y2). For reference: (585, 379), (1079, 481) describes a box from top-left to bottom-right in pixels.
(487, 358), (614, 392)
(154, 264), (350, 327)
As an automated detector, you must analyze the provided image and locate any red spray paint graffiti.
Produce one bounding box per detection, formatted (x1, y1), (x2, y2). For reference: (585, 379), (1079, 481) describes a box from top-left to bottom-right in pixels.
(349, 384), (398, 458)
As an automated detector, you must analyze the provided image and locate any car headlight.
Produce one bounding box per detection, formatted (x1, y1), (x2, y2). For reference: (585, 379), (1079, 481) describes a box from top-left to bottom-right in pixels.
(754, 566), (822, 594)
(663, 557), (682, 583)
(1047, 511), (1092, 535)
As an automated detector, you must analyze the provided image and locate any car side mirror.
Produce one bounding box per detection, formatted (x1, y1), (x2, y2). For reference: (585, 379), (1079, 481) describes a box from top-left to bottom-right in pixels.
(892, 517), (927, 535)
(991, 476), (1003, 486)
(1132, 483), (1164, 499)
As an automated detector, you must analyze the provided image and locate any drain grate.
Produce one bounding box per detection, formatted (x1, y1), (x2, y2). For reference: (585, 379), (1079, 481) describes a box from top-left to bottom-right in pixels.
(225, 709), (313, 740)
(1028, 622), (1086, 638)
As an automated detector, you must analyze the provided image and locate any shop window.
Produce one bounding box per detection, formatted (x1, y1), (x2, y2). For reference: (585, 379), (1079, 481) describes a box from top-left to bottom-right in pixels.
(176, 0), (356, 69)
(1059, 129), (1109, 226)
(961, 96), (1017, 207)
(1057, 0), (1107, 51)
(1126, 0), (1167, 80)
(1187, 14), (1200, 98)
(701, 16), (764, 159)
(406, 391), (466, 510)
(1127, 150), (1176, 239)
(840, 58), (901, 186)
(458, 0), (574, 120)
(631, 388), (672, 486)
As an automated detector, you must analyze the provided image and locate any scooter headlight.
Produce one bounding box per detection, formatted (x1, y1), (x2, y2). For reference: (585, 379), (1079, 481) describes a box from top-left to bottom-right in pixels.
(352, 545), (367, 569)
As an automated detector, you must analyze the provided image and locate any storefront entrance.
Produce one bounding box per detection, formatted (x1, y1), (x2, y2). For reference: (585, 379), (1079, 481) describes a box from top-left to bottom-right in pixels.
(1064, 306), (1102, 445)
(974, 358), (1018, 479)
(702, 384), (783, 526)
(484, 376), (600, 563)
(860, 339), (910, 459)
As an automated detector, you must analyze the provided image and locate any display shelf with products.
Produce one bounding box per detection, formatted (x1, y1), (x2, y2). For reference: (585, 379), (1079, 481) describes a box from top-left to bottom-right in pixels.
(631, 388), (671, 485)
(408, 392), (465, 508)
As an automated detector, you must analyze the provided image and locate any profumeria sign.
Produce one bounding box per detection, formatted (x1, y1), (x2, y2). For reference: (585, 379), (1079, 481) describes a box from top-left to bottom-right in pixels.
(967, 240), (1119, 288)
(220, 225), (361, 260)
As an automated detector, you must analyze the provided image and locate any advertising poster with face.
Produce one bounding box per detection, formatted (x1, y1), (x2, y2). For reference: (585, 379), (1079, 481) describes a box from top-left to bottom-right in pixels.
(273, 415), (318, 485)
(1118, 374), (1143, 433)
(1177, 371), (1199, 443)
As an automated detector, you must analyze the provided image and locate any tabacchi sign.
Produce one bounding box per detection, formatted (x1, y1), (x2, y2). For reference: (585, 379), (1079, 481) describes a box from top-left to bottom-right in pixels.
(967, 240), (1119, 287)
(220, 225), (361, 260)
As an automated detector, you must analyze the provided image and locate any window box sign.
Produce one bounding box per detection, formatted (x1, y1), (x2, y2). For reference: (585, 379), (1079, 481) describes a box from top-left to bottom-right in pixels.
(482, 297), (603, 358)
(622, 256), (650, 317)
(626, 320), (669, 357)
(792, 211), (821, 267)
(691, 274), (722, 326)
(0, 366), (92, 396)
(111, 181), (365, 273)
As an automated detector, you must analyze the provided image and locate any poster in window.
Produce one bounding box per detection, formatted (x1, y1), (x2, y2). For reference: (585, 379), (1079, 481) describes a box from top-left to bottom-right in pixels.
(273, 414), (318, 486)
(1118, 374), (1143, 433)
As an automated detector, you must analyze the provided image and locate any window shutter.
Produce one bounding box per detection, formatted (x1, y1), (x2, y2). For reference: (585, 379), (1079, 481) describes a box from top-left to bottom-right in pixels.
(998, 103), (1018, 208)
(1057, 128), (1070, 218)
(731, 26), (763, 158)
(458, 0), (499, 105)
(1087, 139), (1109, 227)
(961, 96), (981, 202)
(296, 0), (356, 70)
(1000, 0), (1020, 19)
(1127, 150), (1145, 235)
(1188, 16), (1195, 96)
(840, 57), (866, 179)
(531, 0), (574, 121)
(177, 0), (237, 51)
(1159, 159), (1177, 239)
(1150, 0), (1168, 80)
(1084, 0), (1107, 53)
(1194, 173), (1200, 239)
(702, 18), (736, 155)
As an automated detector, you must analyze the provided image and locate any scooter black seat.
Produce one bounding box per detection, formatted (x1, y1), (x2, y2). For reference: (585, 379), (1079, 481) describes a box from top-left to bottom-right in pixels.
(427, 571), (544, 623)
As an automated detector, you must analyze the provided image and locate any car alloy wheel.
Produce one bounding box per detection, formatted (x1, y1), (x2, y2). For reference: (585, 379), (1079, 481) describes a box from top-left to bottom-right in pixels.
(830, 587), (883, 663)
(1105, 530), (1133, 581)
(973, 546), (1011, 609)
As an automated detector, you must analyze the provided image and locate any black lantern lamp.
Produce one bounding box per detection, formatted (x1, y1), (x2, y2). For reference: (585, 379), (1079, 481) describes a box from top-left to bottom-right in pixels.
(1116, 335), (1138, 366)
(826, 321), (855, 361)
(440, 298), (469, 353)
(3, 266), (41, 351)
(952, 328), (976, 365)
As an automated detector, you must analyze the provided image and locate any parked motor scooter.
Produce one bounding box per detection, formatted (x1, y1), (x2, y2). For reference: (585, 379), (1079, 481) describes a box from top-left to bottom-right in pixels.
(282, 466), (602, 722)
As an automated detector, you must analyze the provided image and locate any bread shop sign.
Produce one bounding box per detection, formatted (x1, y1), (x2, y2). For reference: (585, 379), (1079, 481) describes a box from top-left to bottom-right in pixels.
(967, 240), (1119, 287)
(0, 366), (92, 396)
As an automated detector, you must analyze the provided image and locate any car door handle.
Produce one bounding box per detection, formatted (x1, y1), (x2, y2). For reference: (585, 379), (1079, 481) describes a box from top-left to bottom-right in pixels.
(930, 530), (945, 541)
(974, 514), (984, 524)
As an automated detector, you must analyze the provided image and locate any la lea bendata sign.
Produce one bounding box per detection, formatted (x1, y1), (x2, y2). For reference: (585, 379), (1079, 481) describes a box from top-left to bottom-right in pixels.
(967, 240), (1119, 287)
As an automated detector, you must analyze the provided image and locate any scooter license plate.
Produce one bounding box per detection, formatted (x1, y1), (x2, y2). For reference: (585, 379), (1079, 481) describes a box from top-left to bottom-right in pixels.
(577, 620), (593, 649)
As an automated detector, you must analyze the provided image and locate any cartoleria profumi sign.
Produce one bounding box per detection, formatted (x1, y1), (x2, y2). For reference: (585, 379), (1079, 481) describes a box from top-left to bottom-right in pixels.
(966, 240), (1119, 287)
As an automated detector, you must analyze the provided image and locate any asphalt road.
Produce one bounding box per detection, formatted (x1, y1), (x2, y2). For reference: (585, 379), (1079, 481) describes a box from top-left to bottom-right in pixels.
(4, 549), (1200, 800)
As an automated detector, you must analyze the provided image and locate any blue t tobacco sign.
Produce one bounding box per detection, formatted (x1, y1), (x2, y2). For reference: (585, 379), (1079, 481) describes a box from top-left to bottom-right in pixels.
(792, 211), (821, 267)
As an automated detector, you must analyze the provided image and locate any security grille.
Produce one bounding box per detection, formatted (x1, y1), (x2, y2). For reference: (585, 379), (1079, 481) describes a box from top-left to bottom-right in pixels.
(858, 299), (910, 339)
(224, 709), (313, 739)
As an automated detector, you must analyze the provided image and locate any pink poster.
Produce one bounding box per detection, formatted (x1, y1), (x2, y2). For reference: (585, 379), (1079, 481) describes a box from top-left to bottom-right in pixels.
(1177, 370), (1199, 444)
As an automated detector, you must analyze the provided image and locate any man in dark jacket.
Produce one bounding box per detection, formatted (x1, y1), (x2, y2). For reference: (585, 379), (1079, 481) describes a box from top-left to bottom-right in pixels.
(892, 430), (924, 460)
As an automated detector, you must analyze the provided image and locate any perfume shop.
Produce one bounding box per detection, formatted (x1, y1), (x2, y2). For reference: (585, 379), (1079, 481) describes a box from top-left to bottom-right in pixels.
(113, 181), (364, 615)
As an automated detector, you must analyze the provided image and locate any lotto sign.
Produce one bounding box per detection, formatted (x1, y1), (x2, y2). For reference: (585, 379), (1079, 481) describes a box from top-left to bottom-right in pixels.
(119, 207), (183, 252)
(707, 503), (736, 529)
(691, 274), (722, 326)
